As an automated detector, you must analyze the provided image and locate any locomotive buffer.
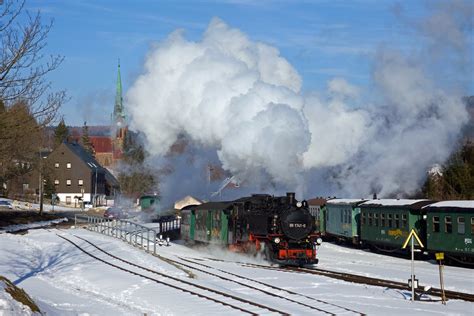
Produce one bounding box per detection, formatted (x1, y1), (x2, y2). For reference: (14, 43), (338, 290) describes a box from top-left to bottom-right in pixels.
(402, 229), (424, 302)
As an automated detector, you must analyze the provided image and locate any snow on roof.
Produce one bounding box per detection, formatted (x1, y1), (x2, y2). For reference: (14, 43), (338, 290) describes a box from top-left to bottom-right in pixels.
(326, 199), (367, 205)
(360, 199), (429, 207)
(423, 200), (474, 209)
(174, 195), (203, 210)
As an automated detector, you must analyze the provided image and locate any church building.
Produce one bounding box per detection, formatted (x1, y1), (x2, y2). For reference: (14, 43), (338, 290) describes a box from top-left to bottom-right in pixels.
(88, 62), (128, 169)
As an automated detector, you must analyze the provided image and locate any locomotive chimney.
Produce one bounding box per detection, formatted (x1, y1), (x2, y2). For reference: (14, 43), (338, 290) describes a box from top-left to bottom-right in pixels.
(373, 192), (377, 200)
(286, 192), (295, 205)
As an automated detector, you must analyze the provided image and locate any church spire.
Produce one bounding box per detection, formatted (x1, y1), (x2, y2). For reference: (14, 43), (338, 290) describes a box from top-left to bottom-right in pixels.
(114, 59), (124, 120)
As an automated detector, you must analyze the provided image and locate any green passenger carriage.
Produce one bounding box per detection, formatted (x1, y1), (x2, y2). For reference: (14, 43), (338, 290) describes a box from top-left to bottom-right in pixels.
(180, 202), (232, 245)
(308, 198), (327, 235)
(359, 199), (433, 251)
(325, 199), (367, 244)
(423, 201), (474, 263)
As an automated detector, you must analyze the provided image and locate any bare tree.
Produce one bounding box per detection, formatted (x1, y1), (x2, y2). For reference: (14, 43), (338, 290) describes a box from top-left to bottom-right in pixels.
(0, 0), (66, 126)
(0, 0), (65, 203)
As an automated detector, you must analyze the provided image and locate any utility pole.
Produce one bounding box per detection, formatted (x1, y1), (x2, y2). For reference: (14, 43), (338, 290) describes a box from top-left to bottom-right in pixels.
(94, 167), (98, 207)
(410, 234), (415, 301)
(38, 150), (43, 216)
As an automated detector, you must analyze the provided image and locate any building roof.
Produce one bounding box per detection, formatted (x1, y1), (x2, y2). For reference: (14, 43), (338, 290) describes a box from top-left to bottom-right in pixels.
(360, 199), (433, 210)
(62, 142), (120, 188)
(326, 198), (368, 205)
(103, 167), (120, 188)
(174, 196), (203, 210)
(90, 136), (112, 153)
(64, 142), (102, 171)
(182, 201), (233, 211)
(423, 200), (474, 209)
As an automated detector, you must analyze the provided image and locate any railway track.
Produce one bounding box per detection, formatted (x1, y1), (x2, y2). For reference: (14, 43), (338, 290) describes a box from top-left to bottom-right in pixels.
(174, 256), (364, 315)
(69, 234), (361, 315)
(232, 261), (474, 303)
(57, 234), (286, 315)
(291, 266), (474, 302)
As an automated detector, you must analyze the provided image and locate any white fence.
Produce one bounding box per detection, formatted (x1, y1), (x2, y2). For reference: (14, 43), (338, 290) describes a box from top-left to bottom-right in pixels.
(74, 215), (179, 255)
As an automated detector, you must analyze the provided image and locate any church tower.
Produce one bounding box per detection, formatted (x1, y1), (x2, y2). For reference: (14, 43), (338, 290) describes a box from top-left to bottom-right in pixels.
(112, 60), (127, 163)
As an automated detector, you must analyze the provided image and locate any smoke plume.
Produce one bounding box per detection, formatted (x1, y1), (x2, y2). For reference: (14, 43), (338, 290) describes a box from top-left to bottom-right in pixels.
(126, 3), (472, 201)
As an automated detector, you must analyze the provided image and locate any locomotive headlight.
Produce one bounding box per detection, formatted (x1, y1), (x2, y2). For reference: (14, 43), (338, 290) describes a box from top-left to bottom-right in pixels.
(296, 202), (302, 208)
(274, 237), (281, 244)
(316, 238), (323, 245)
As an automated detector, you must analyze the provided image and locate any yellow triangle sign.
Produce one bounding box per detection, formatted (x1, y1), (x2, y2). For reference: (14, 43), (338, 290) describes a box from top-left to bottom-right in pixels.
(402, 229), (424, 249)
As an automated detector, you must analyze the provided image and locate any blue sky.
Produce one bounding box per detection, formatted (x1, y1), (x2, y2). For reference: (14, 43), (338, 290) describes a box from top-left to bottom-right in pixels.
(25, 0), (472, 126)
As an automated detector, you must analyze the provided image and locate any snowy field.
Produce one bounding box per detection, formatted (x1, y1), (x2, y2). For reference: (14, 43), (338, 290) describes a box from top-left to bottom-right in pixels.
(0, 228), (472, 315)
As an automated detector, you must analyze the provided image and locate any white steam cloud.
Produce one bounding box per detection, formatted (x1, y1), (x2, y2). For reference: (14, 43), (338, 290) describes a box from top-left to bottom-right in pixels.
(127, 3), (471, 200)
(127, 18), (308, 189)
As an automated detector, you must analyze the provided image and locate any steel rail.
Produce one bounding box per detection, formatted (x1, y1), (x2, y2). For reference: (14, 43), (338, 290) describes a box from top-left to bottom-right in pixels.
(176, 256), (364, 315)
(66, 234), (290, 315)
(235, 261), (474, 303)
(57, 234), (258, 315)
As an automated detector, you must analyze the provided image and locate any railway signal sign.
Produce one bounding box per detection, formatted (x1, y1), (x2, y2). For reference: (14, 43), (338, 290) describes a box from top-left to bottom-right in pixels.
(402, 229), (424, 302)
(435, 252), (444, 261)
(402, 229), (424, 249)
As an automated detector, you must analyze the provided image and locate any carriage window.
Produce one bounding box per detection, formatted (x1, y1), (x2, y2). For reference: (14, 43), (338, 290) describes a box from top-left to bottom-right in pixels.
(361, 212), (366, 225)
(374, 213), (379, 227)
(346, 210), (351, 223)
(457, 217), (465, 234)
(472, 217), (474, 234)
(433, 216), (440, 232)
(445, 216), (452, 234)
(394, 214), (400, 229)
(380, 214), (385, 227)
(340, 210), (344, 223)
(388, 214), (393, 228)
(368, 213), (373, 226)
(402, 214), (408, 228)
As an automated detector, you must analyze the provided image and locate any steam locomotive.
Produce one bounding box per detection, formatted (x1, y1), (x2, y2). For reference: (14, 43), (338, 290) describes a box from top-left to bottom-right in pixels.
(181, 193), (322, 266)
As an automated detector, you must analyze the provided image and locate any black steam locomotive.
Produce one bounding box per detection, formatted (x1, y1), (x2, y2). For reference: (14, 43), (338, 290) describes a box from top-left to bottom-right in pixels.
(181, 193), (322, 265)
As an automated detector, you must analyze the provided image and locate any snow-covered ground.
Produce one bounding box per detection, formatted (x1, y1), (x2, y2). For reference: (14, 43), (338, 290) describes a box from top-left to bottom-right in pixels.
(0, 227), (472, 315)
(0, 198), (82, 212)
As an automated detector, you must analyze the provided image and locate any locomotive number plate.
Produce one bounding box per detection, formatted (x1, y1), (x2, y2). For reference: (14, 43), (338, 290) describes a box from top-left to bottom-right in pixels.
(289, 223), (306, 228)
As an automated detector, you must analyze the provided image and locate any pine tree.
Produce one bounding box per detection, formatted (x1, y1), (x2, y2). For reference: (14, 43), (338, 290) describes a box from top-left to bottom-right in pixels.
(43, 176), (56, 198)
(54, 118), (69, 148)
(118, 131), (156, 197)
(81, 121), (94, 156)
(422, 141), (474, 200)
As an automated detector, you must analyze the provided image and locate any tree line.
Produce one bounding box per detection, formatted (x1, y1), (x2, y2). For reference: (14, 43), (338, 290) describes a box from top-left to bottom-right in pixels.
(422, 140), (474, 200)
(0, 0), (66, 197)
(1, 0), (156, 201)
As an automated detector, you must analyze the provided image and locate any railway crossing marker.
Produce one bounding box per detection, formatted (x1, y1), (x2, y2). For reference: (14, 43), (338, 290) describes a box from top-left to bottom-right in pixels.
(436, 252), (447, 304)
(402, 229), (424, 302)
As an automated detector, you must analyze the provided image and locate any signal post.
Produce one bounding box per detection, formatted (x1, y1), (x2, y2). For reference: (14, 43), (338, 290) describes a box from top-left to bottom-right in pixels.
(402, 229), (424, 301)
(436, 252), (447, 304)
